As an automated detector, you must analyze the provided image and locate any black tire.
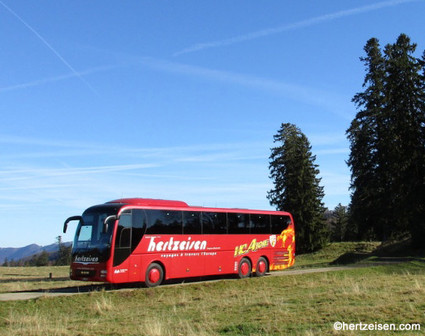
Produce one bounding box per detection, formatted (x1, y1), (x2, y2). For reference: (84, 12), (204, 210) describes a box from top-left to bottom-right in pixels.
(255, 257), (268, 277)
(145, 263), (164, 287)
(238, 258), (252, 279)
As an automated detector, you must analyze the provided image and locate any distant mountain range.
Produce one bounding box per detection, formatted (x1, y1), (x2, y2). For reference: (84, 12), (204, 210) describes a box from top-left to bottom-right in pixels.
(0, 242), (71, 264)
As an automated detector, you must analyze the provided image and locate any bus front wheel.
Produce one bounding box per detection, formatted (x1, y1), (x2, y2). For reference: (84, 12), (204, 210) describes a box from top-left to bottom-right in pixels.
(238, 258), (252, 279)
(145, 263), (164, 287)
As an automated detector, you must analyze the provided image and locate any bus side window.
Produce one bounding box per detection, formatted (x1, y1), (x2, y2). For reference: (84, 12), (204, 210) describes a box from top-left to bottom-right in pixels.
(132, 209), (147, 250)
(116, 211), (132, 248)
(113, 210), (132, 266)
(146, 210), (183, 234)
(183, 211), (201, 234)
(250, 214), (270, 234)
(202, 212), (227, 234)
(271, 215), (291, 234)
(228, 213), (250, 234)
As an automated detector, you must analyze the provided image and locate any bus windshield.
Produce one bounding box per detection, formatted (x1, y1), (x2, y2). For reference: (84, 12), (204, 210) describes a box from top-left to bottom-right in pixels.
(72, 205), (119, 263)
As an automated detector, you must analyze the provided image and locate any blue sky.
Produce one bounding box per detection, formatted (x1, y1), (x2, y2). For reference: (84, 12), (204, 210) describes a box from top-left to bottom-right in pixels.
(1, 0), (424, 247)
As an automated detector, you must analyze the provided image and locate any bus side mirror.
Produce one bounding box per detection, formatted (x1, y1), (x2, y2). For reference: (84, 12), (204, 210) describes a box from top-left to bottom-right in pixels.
(103, 215), (116, 233)
(63, 216), (83, 233)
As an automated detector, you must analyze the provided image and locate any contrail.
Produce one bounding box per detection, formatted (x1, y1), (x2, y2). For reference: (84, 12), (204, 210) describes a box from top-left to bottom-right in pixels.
(0, 0), (98, 94)
(0, 64), (120, 93)
(174, 0), (420, 56)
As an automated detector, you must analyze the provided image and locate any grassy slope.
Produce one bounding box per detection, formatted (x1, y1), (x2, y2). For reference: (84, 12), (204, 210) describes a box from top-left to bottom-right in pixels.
(294, 241), (381, 268)
(0, 242), (424, 336)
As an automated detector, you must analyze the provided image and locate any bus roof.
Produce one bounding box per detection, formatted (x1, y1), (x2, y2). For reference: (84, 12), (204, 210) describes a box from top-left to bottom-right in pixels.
(106, 198), (290, 215)
(106, 198), (189, 208)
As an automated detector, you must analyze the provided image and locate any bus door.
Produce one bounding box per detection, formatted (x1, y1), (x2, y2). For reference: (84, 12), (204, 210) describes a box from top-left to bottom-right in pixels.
(112, 209), (147, 282)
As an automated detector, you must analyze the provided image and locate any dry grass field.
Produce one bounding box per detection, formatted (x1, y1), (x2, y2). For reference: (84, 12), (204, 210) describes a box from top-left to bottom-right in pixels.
(0, 266), (100, 293)
(0, 243), (424, 336)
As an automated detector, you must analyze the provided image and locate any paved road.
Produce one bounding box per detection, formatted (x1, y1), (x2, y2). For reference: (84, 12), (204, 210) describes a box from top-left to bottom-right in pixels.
(0, 263), (398, 302)
(0, 291), (80, 301)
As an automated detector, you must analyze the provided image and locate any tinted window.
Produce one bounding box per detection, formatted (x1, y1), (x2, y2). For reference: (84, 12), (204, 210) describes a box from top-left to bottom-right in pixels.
(114, 210), (132, 266)
(250, 214), (270, 234)
(183, 211), (201, 234)
(132, 209), (147, 249)
(228, 213), (250, 234)
(146, 210), (182, 234)
(202, 212), (227, 234)
(113, 209), (148, 266)
(271, 215), (291, 234)
(116, 211), (132, 248)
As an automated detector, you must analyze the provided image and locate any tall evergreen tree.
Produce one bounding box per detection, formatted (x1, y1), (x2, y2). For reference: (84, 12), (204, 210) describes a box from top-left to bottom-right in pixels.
(347, 38), (385, 240)
(347, 34), (425, 244)
(268, 123), (328, 253)
(383, 35), (425, 244)
(412, 50), (425, 245)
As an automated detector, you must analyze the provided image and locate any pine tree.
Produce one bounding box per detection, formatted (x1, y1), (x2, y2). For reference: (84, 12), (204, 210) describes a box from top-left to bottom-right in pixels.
(268, 123), (328, 253)
(330, 204), (350, 242)
(347, 37), (386, 240)
(382, 35), (425, 244)
(347, 34), (425, 244)
(411, 50), (425, 245)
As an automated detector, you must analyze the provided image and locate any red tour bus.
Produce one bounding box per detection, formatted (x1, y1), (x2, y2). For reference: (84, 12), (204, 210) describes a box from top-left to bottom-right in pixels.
(63, 198), (295, 287)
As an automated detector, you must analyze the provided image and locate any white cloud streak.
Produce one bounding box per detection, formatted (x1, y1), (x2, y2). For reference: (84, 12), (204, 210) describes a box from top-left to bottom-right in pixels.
(0, 140), (272, 224)
(137, 57), (352, 119)
(0, 164), (159, 179)
(0, 134), (269, 161)
(0, 65), (121, 93)
(174, 0), (419, 56)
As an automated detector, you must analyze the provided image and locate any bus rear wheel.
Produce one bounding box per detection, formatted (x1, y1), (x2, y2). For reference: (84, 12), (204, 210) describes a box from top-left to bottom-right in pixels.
(238, 258), (252, 279)
(145, 263), (164, 287)
(255, 257), (268, 277)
